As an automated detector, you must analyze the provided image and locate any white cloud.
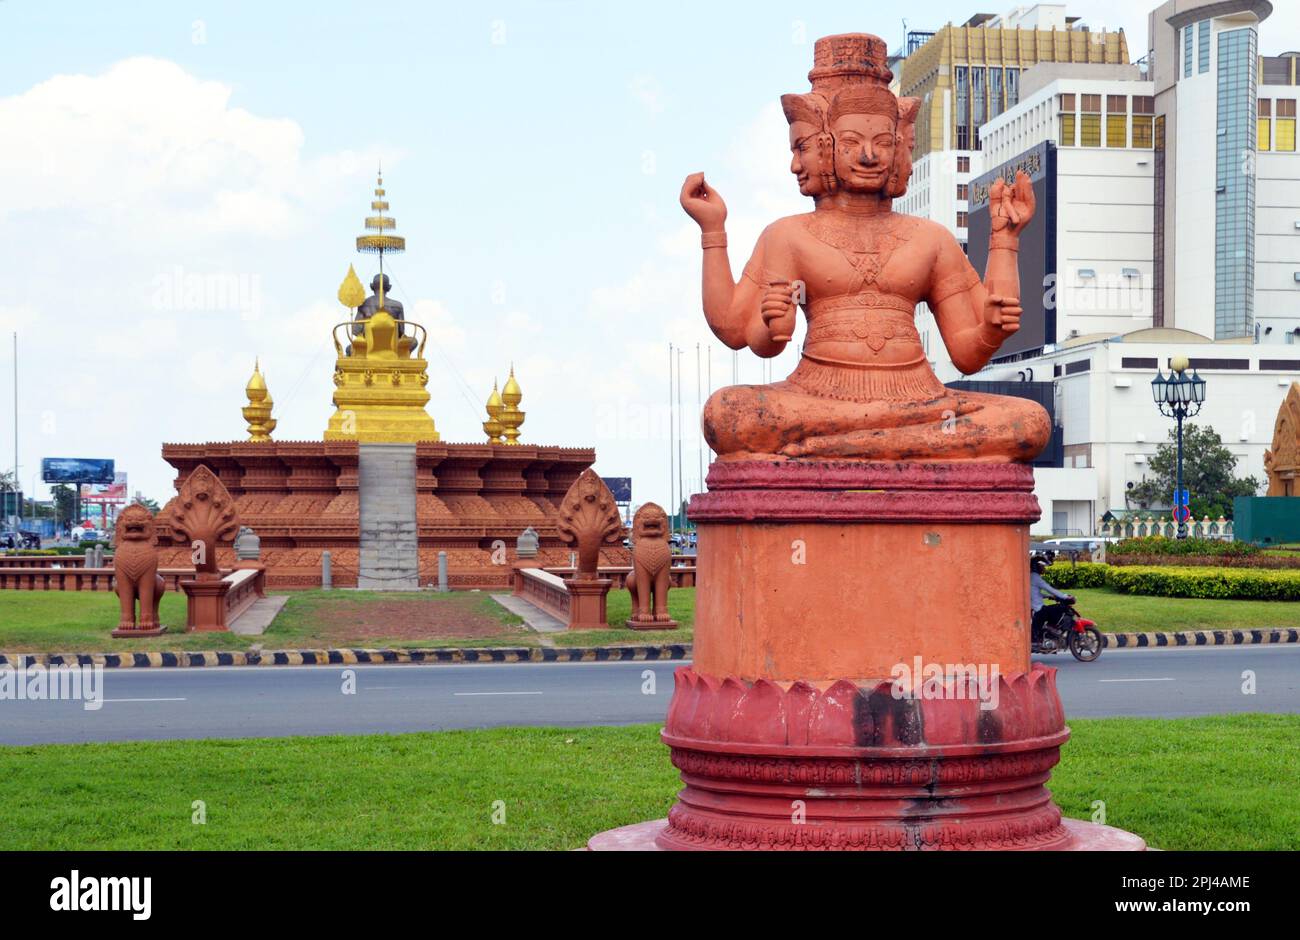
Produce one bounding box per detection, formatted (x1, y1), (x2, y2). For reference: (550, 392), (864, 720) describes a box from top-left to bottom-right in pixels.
(0, 57), (383, 241)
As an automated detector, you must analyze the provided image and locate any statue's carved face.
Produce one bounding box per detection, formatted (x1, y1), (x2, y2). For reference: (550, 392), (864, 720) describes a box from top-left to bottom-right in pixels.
(116, 504), (156, 543)
(788, 124), (826, 197)
(633, 505), (669, 542)
(831, 113), (896, 193)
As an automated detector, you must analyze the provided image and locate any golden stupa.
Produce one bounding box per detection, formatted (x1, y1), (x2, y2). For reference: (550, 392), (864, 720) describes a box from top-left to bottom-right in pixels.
(243, 358), (277, 442)
(324, 173), (440, 443)
(499, 366), (525, 444)
(483, 379), (505, 443)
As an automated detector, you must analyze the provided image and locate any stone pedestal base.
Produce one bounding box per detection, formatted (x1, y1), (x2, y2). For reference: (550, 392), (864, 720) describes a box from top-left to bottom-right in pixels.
(181, 578), (231, 632)
(587, 460), (1149, 851)
(588, 817), (1146, 851)
(626, 618), (679, 631)
(111, 626), (168, 638)
(567, 578), (613, 630)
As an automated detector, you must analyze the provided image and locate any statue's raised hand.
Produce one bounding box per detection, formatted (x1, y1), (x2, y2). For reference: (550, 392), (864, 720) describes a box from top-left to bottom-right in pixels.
(760, 279), (797, 343)
(983, 293), (1022, 335)
(680, 172), (727, 232)
(989, 171), (1035, 241)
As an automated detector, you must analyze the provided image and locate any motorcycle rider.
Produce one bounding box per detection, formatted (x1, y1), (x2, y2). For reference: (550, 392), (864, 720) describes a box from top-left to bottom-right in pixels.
(1030, 555), (1073, 646)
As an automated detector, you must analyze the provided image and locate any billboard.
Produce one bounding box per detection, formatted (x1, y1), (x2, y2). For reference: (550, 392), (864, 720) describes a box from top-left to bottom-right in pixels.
(966, 141), (1056, 359)
(601, 477), (632, 502)
(81, 472), (128, 505)
(41, 458), (116, 485)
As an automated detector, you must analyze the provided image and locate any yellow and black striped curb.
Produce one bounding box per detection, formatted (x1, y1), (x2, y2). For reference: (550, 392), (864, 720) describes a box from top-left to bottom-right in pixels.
(2, 630), (1295, 668)
(1104, 628), (1300, 648)
(0, 645), (692, 669)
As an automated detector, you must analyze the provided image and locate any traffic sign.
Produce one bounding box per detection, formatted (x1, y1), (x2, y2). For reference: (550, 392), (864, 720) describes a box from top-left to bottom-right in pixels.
(1173, 504), (1192, 523)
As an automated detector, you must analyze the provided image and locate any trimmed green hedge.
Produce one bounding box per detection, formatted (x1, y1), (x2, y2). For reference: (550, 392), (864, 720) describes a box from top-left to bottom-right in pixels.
(1111, 536), (1256, 558)
(1046, 562), (1300, 601)
(1106, 566), (1300, 601)
(0, 549), (59, 557)
(1043, 562), (1109, 589)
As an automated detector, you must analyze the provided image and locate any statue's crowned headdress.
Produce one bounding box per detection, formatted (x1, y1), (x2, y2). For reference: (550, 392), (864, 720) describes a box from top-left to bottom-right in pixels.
(781, 33), (920, 198)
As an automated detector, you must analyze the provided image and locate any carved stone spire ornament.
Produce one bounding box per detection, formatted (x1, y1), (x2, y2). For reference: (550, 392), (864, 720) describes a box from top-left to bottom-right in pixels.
(170, 465), (242, 633)
(554, 469), (624, 631)
(1265, 381), (1300, 497)
(555, 469), (624, 579)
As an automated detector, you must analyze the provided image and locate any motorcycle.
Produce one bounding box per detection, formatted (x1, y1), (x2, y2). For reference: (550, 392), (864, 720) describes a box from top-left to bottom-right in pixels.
(1031, 596), (1104, 662)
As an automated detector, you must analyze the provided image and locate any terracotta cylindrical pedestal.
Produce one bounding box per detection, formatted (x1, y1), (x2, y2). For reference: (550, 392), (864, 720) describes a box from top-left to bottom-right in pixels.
(590, 461), (1145, 851)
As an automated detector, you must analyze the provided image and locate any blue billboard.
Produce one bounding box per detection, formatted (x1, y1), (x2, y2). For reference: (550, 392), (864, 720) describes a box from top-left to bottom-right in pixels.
(602, 477), (632, 502)
(41, 458), (116, 485)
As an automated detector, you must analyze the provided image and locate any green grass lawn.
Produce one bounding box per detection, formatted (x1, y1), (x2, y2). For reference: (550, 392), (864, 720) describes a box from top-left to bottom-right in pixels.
(0, 590), (529, 653)
(0, 714), (1292, 850)
(1070, 587), (1300, 633)
(548, 588), (695, 647)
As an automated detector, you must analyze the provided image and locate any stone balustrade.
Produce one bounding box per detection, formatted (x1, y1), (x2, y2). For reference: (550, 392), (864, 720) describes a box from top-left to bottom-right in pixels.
(514, 566), (572, 621)
(0, 568), (228, 592)
(222, 567), (266, 624)
(545, 566), (696, 589)
(1097, 516), (1234, 540)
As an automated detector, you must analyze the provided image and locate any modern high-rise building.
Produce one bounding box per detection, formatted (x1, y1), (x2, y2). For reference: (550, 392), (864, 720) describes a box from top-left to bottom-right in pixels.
(894, 0), (1300, 532)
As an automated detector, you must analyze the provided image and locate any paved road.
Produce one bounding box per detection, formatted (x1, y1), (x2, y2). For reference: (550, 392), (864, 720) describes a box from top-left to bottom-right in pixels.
(1, 645), (1296, 745)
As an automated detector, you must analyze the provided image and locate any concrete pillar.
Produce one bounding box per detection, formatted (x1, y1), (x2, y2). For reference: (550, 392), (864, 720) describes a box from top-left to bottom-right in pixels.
(321, 550), (332, 590)
(437, 550), (448, 592)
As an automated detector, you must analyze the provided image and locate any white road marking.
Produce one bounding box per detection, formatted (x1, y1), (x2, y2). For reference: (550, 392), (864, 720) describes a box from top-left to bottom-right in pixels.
(1097, 678), (1174, 683)
(102, 697), (188, 703)
(453, 691), (544, 696)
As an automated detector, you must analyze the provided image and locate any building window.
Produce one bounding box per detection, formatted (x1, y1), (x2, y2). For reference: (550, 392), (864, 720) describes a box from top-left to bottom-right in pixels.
(956, 211), (968, 229)
(1080, 94), (1102, 147)
(1133, 96), (1155, 148)
(957, 155), (970, 173)
(971, 66), (985, 149)
(957, 183), (969, 200)
(1106, 95), (1128, 147)
(956, 66), (969, 150)
(1184, 24), (1193, 78)
(1259, 98), (1272, 151)
(990, 68), (1004, 119)
(1006, 68), (1019, 108)
(1058, 93), (1076, 147)
(1153, 114), (1166, 327)
(1278, 99), (1297, 151)
(1198, 20), (1210, 74)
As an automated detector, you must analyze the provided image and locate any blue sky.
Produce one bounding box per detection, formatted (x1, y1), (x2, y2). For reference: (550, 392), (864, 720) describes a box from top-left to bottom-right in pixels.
(1, 1), (1297, 511)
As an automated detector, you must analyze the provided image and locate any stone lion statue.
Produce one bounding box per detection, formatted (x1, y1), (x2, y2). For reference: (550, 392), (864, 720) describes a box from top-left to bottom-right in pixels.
(626, 503), (676, 626)
(112, 503), (167, 636)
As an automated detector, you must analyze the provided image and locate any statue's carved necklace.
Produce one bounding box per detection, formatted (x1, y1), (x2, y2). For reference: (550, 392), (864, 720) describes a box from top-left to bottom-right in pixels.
(801, 212), (913, 293)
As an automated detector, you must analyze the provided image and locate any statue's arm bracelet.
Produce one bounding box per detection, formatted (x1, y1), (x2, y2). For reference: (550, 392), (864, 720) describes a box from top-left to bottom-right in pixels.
(701, 231), (728, 249)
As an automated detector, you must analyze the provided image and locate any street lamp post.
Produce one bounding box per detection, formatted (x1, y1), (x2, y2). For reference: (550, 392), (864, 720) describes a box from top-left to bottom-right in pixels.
(1151, 355), (1207, 538)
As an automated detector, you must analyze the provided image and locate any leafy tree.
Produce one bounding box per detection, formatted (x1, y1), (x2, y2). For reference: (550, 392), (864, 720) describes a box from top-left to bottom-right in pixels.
(133, 497), (161, 513)
(51, 484), (77, 523)
(1129, 423), (1261, 519)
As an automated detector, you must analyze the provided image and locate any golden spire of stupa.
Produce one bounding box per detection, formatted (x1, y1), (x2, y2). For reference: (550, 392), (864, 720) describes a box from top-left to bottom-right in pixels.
(499, 365), (525, 445)
(338, 263), (366, 310)
(483, 379), (505, 444)
(356, 166), (405, 274)
(243, 358), (277, 442)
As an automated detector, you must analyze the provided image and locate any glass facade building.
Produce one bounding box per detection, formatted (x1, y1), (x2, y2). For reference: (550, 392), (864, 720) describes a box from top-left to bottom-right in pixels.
(1215, 27), (1257, 339)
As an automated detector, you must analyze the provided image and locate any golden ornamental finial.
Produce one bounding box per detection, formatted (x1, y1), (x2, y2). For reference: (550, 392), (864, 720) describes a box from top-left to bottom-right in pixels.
(483, 378), (506, 444)
(243, 359), (276, 442)
(357, 166), (404, 267)
(338, 264), (366, 309)
(499, 367), (524, 444)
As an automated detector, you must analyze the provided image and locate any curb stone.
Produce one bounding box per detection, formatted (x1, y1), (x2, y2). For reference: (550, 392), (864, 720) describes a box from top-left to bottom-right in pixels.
(0, 645), (693, 669)
(1102, 628), (1300, 648)
(0, 629), (1294, 668)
